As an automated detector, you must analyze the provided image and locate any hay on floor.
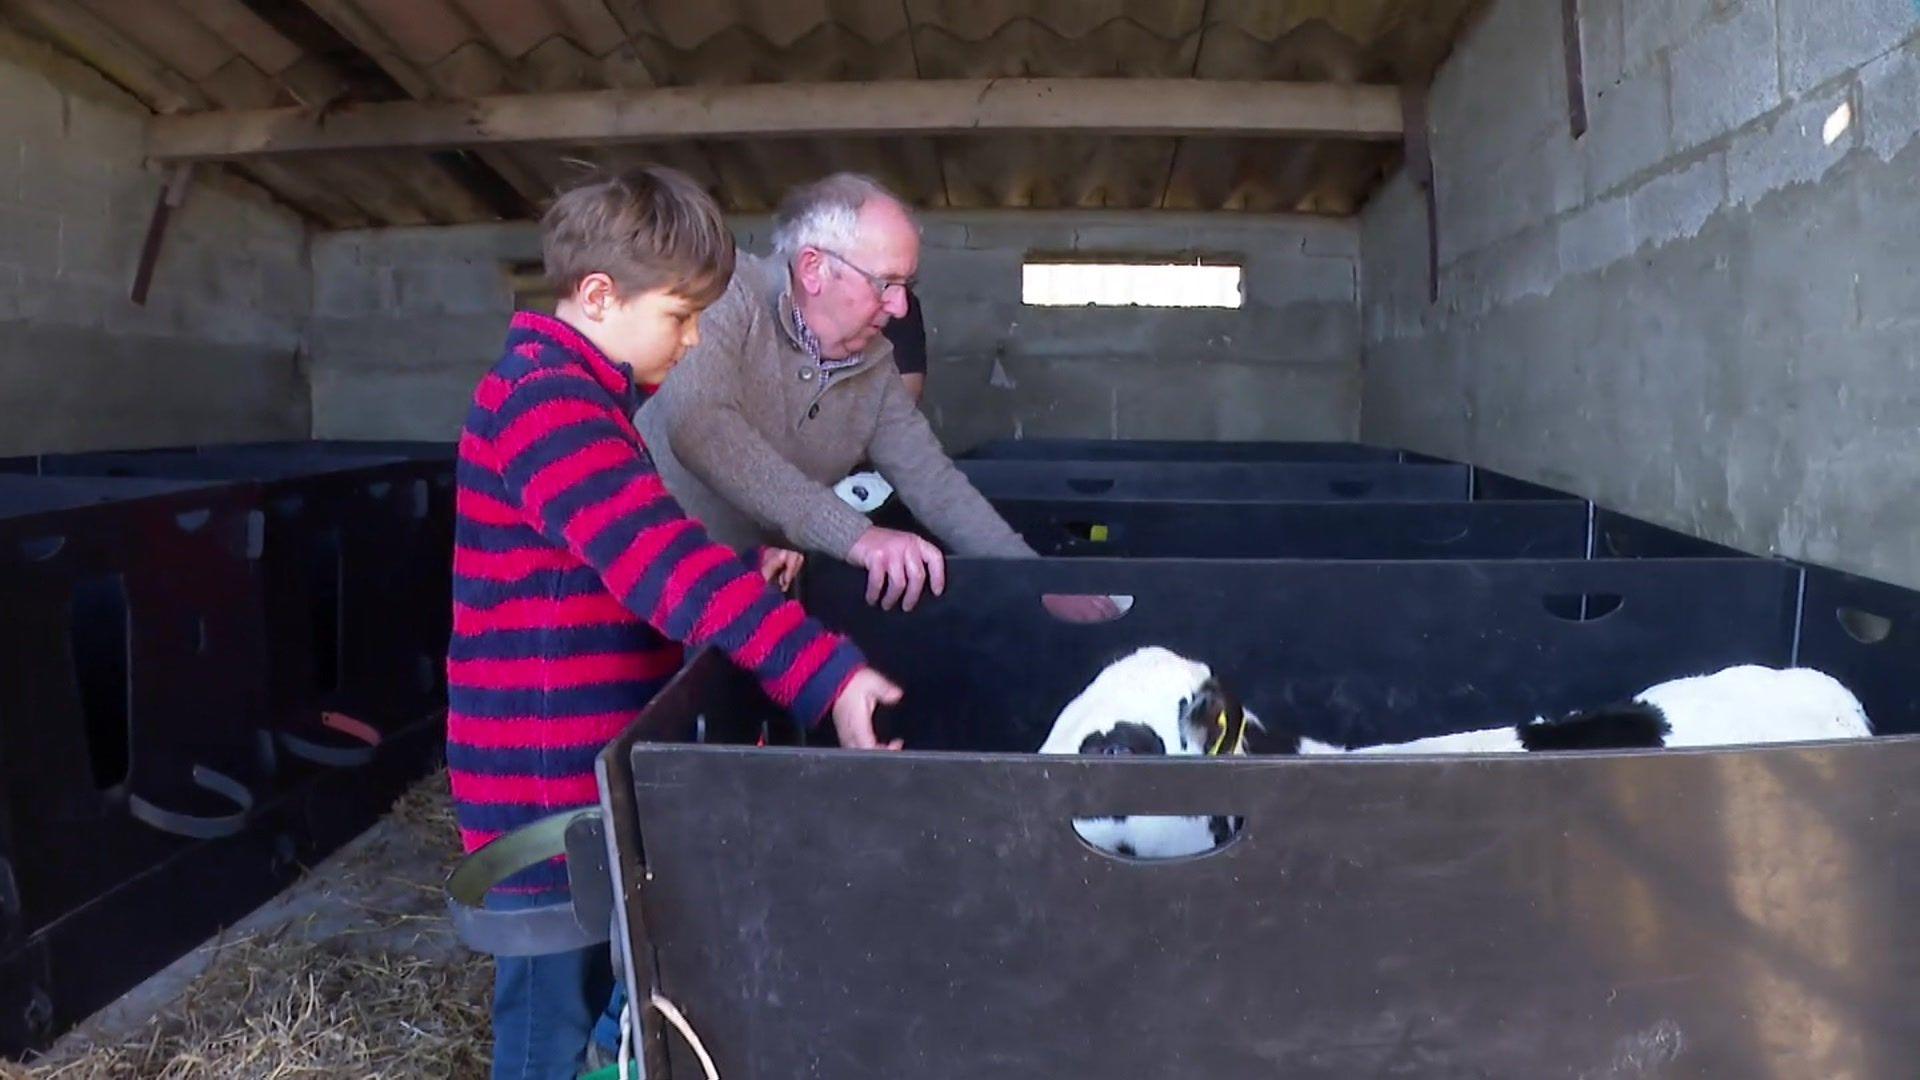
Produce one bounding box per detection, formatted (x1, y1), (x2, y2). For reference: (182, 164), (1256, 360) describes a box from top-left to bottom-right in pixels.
(3, 772), (497, 1080)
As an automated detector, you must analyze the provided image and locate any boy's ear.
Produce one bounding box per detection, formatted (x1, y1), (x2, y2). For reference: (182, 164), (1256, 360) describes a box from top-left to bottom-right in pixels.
(577, 271), (618, 319)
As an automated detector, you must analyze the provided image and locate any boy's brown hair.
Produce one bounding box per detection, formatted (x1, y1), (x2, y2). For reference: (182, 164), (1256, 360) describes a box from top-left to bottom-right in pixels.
(541, 164), (735, 306)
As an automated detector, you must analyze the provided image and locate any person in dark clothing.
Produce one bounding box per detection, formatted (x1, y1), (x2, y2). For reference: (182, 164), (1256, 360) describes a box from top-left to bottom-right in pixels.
(881, 285), (927, 404)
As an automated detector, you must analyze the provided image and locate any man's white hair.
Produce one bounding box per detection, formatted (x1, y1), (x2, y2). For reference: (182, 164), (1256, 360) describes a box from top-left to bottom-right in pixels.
(771, 172), (911, 261)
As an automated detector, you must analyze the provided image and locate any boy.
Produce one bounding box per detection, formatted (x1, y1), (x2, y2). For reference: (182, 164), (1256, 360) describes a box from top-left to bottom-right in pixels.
(447, 165), (903, 1080)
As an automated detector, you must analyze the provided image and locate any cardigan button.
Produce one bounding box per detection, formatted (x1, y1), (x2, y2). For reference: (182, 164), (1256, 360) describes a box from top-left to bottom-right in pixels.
(799, 367), (815, 381)
(808, 403), (820, 419)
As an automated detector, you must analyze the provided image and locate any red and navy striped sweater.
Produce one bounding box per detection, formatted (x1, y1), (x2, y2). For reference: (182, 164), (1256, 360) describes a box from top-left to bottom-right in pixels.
(448, 311), (866, 892)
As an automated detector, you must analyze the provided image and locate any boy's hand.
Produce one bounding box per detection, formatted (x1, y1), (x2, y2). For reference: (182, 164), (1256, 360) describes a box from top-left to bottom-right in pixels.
(831, 668), (905, 750)
(848, 527), (946, 612)
(759, 546), (805, 592)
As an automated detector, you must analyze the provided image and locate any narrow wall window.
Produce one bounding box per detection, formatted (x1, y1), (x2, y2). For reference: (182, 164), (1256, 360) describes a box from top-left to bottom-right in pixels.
(1021, 259), (1244, 309)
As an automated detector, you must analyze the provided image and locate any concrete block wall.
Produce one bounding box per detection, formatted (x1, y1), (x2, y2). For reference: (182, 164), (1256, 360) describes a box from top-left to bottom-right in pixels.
(1362, 0), (1920, 588)
(309, 223), (526, 442)
(309, 212), (1361, 449)
(0, 28), (310, 453)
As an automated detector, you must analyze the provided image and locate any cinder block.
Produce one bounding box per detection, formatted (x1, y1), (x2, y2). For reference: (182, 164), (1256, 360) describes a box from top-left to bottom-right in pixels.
(1254, 300), (1364, 365)
(309, 315), (507, 375)
(1779, 0), (1920, 95)
(1727, 85), (1858, 207)
(0, 265), (27, 320)
(1544, 133), (1589, 217)
(0, 204), (61, 273)
(977, 355), (1124, 439)
(1358, 181), (1432, 339)
(312, 368), (473, 441)
(1630, 153), (1727, 251)
(1115, 360), (1359, 441)
(1358, 174), (1425, 264)
(393, 259), (513, 316)
(342, 222), (533, 266)
(964, 219), (1074, 251)
(918, 246), (1021, 290)
(913, 293), (1015, 356)
(1735, 183), (1861, 343)
(0, 59), (64, 146)
(1853, 170), (1920, 327)
(1429, 0), (1564, 177)
(1358, 330), (1473, 450)
(1670, 3), (1783, 151)
(1558, 196), (1635, 275)
(0, 323), (307, 451)
(1437, 131), (1576, 265)
(314, 262), (396, 317)
(1243, 250), (1355, 306)
(911, 218), (969, 249)
(1583, 63), (1674, 197)
(255, 260), (315, 320)
(1301, 222), (1361, 259)
(56, 205), (123, 282)
(1489, 225), (1563, 306)
(1623, 0), (1723, 76)
(1436, 244), (1503, 321)
(1004, 305), (1273, 365)
(1583, 0), (1628, 88)
(1862, 43), (1920, 161)
(17, 140), (115, 216)
(310, 234), (367, 278)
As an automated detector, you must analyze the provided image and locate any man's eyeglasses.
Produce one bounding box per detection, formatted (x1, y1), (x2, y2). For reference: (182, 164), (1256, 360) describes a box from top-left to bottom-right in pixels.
(814, 247), (916, 302)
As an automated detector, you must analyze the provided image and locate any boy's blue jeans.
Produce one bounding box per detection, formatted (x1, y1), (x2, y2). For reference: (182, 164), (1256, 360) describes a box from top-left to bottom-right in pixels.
(487, 891), (615, 1080)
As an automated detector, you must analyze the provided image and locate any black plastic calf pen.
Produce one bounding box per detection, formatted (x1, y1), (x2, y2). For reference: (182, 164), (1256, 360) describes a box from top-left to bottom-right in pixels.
(0, 442), (454, 1057)
(959, 436), (1430, 463)
(954, 458), (1474, 502)
(469, 441), (1920, 1078)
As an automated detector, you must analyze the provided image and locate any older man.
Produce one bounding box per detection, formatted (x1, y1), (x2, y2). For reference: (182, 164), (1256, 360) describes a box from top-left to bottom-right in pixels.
(637, 173), (1109, 619)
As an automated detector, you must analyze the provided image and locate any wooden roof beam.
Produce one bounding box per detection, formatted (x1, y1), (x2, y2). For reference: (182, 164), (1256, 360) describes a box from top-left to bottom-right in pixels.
(148, 78), (1406, 162)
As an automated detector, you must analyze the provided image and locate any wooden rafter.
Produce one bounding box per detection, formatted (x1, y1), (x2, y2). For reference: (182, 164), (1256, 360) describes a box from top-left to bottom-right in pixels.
(148, 78), (1407, 162)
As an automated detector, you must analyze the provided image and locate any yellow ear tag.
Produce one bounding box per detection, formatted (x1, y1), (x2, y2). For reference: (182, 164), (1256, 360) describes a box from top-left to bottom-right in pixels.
(1208, 708), (1229, 755)
(1089, 524), (1109, 542)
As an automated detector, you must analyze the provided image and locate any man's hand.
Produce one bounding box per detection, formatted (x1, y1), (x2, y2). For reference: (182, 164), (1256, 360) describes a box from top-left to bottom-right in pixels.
(758, 546), (805, 592)
(847, 527), (947, 612)
(1041, 594), (1126, 623)
(831, 668), (905, 750)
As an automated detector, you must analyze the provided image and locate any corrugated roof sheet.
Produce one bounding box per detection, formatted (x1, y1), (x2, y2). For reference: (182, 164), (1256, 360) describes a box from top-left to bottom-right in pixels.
(0, 0), (1486, 227)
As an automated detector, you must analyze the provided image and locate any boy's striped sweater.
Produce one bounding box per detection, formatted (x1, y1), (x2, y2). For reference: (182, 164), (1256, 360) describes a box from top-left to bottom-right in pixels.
(447, 311), (866, 892)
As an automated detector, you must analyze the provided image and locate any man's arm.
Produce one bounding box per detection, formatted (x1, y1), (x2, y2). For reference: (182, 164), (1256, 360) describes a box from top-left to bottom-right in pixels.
(898, 372), (926, 405)
(865, 373), (1035, 558)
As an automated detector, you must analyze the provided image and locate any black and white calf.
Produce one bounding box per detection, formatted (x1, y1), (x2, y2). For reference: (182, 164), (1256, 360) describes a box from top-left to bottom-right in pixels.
(1041, 652), (1873, 858)
(1304, 664), (1872, 756)
(1039, 647), (1261, 859)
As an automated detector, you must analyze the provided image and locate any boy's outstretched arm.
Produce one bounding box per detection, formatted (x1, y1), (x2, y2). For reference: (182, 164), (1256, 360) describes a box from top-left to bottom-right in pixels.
(481, 365), (890, 736)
